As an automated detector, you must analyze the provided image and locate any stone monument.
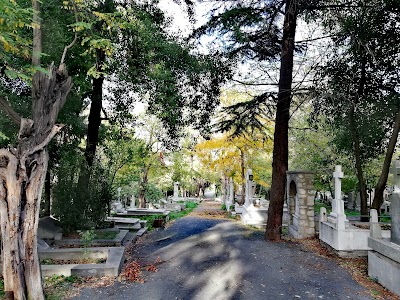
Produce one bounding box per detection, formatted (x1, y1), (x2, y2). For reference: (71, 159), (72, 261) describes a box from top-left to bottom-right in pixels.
(173, 182), (180, 200)
(368, 161), (400, 296)
(286, 170), (315, 239)
(245, 169), (253, 207)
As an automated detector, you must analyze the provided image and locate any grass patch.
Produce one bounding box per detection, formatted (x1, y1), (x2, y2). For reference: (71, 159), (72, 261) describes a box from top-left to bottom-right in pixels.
(169, 201), (199, 222)
(185, 201), (198, 209)
(314, 200), (331, 214)
(44, 275), (81, 300)
(344, 209), (360, 216)
(380, 214), (391, 223)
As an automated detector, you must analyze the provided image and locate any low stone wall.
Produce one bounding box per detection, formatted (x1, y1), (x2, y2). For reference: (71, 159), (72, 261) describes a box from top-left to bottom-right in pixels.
(39, 247), (125, 277)
(319, 221), (390, 257)
(368, 238), (400, 296)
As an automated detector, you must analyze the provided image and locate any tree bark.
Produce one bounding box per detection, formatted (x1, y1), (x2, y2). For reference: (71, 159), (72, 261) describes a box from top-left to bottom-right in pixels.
(265, 0), (297, 241)
(84, 49), (105, 167)
(0, 65), (72, 300)
(349, 55), (369, 221)
(349, 103), (368, 221)
(372, 107), (400, 210)
(138, 167), (149, 208)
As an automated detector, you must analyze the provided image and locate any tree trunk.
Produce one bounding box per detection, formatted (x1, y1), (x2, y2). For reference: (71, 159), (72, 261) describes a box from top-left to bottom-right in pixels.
(372, 107), (400, 210)
(350, 55), (369, 221)
(0, 65), (72, 299)
(266, 0), (297, 241)
(84, 50), (105, 167)
(138, 168), (149, 208)
(349, 103), (368, 221)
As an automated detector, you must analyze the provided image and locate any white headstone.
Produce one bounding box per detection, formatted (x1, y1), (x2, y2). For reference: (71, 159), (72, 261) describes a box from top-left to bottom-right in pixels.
(229, 179), (234, 202)
(332, 165), (344, 215)
(328, 165), (348, 229)
(245, 169), (253, 206)
(174, 182), (180, 199)
(391, 160), (400, 192)
(370, 209), (382, 239)
(117, 187), (122, 202)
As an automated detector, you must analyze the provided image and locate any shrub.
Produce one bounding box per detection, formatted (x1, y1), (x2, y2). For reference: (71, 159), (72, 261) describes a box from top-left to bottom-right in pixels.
(52, 149), (112, 232)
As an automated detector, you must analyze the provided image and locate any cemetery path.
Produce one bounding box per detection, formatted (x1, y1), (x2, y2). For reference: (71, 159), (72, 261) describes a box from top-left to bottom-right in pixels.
(73, 200), (373, 300)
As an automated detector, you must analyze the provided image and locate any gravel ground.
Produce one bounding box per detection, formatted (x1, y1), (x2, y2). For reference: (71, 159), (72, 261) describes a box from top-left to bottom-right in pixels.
(72, 201), (372, 300)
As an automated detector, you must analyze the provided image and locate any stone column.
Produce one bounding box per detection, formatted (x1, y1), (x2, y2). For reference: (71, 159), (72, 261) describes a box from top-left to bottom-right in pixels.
(329, 165), (347, 230)
(331, 165), (344, 216)
(245, 169), (253, 207)
(227, 178), (234, 212)
(390, 161), (400, 244)
(174, 182), (179, 199)
(347, 191), (354, 210)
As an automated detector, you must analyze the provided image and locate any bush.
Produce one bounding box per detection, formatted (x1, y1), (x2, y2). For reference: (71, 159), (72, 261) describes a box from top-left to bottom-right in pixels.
(185, 201), (198, 209)
(52, 150), (112, 232)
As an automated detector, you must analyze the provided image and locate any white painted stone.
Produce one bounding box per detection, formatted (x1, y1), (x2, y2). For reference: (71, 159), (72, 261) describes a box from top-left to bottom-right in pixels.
(391, 160), (400, 192)
(370, 209), (382, 239)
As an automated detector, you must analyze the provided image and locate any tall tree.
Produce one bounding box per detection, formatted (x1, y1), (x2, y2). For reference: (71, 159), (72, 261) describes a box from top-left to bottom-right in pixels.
(0, 0), (74, 298)
(313, 0), (400, 217)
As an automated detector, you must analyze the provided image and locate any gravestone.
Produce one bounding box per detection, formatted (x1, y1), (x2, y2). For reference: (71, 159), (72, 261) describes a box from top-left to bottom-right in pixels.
(130, 194), (136, 209)
(38, 216), (63, 240)
(245, 169), (253, 207)
(174, 182), (180, 199)
(226, 177), (234, 212)
(286, 170), (315, 239)
(347, 192), (355, 210)
(355, 192), (361, 212)
(391, 160), (400, 244)
(368, 160), (400, 296)
(117, 187), (122, 202)
(331, 165), (344, 216)
(380, 201), (390, 215)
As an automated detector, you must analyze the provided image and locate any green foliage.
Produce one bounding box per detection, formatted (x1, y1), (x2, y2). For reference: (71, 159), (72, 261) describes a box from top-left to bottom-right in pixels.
(169, 202), (198, 221)
(78, 227), (95, 250)
(0, 0), (33, 78)
(314, 200), (331, 214)
(52, 148), (112, 232)
(221, 203), (227, 211)
(0, 277), (4, 299)
(185, 201), (198, 209)
(313, 0), (400, 169)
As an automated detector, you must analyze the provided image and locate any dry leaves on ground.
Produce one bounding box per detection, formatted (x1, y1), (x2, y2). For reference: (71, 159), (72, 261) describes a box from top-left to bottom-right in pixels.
(189, 210), (229, 219)
(295, 238), (399, 300)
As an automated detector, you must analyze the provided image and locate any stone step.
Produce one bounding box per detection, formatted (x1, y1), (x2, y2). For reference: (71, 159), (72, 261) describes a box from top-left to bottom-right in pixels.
(106, 217), (140, 224)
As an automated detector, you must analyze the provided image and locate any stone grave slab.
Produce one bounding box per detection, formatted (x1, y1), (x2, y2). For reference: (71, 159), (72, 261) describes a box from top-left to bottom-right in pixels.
(39, 247), (124, 277)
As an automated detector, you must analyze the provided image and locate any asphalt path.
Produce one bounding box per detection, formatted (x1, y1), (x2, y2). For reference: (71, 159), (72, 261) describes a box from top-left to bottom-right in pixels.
(73, 201), (372, 300)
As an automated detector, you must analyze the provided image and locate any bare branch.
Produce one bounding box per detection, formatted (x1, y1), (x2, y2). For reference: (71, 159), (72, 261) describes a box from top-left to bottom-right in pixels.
(0, 96), (22, 126)
(232, 79), (279, 86)
(60, 0), (79, 65)
(295, 34), (336, 44)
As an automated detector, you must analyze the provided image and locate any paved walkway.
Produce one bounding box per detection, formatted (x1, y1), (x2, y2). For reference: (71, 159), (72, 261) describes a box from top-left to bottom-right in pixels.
(73, 201), (372, 300)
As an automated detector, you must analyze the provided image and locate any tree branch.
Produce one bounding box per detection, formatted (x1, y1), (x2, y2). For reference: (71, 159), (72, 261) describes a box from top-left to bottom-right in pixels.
(0, 96), (22, 126)
(60, 0), (79, 65)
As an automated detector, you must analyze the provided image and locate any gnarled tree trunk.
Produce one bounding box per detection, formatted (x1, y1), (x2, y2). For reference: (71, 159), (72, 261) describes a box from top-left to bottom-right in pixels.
(0, 65), (72, 299)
